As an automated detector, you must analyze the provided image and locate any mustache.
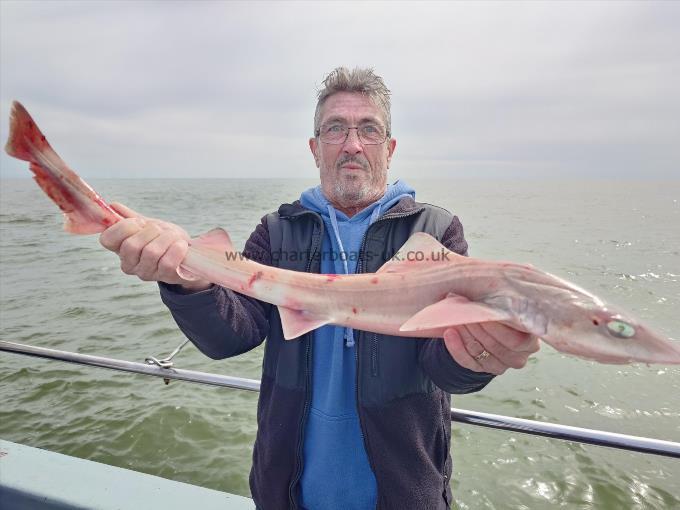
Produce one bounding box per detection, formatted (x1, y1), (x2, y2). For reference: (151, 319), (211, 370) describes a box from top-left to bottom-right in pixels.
(336, 155), (369, 170)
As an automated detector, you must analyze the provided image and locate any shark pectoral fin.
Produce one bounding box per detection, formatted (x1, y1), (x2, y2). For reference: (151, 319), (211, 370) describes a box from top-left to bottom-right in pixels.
(377, 232), (469, 274)
(190, 228), (235, 253)
(278, 306), (332, 340)
(399, 294), (512, 332)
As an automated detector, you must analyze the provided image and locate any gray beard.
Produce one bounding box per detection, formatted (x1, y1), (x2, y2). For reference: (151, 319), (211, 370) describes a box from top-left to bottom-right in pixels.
(333, 175), (369, 203)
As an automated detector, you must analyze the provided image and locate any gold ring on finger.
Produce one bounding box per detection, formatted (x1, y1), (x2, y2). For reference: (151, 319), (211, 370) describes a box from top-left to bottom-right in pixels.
(474, 350), (491, 362)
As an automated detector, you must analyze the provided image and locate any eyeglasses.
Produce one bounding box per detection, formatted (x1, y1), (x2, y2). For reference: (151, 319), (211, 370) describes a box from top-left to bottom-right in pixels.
(316, 123), (389, 145)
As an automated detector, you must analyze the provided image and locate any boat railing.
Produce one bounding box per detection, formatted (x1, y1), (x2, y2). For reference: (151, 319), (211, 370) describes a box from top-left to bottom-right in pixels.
(1, 339), (678, 459)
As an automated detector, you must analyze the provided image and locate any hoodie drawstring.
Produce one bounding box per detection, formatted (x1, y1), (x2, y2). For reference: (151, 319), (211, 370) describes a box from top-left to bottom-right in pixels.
(327, 205), (382, 347)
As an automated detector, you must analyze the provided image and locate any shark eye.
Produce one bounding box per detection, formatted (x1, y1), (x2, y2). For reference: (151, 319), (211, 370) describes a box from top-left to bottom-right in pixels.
(606, 320), (635, 339)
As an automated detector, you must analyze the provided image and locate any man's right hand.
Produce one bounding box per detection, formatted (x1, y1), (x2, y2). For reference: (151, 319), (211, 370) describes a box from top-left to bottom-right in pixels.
(99, 203), (211, 292)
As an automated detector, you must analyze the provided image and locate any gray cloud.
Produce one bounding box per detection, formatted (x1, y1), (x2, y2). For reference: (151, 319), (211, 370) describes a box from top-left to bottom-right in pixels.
(1, 1), (678, 179)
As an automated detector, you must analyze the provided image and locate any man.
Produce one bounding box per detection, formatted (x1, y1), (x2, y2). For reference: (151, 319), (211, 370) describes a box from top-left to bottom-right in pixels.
(100, 67), (539, 510)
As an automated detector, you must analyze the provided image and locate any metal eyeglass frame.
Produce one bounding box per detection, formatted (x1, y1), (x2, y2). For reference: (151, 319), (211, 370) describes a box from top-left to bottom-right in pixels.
(315, 125), (391, 145)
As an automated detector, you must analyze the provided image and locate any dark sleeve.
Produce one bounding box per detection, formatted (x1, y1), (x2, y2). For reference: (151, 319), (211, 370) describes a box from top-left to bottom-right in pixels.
(158, 217), (273, 360)
(419, 215), (496, 393)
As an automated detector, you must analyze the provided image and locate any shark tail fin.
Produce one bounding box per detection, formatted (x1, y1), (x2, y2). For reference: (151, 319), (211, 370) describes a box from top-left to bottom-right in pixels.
(5, 101), (122, 234)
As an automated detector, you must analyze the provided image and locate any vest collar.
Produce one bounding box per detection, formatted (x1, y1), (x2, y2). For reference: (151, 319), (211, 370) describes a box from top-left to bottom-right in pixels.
(278, 196), (422, 219)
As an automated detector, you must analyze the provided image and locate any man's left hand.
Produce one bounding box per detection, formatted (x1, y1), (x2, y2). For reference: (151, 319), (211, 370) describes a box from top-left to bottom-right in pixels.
(443, 323), (540, 375)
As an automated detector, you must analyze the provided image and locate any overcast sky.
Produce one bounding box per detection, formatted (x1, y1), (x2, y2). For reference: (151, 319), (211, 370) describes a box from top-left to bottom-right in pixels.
(1, 1), (678, 179)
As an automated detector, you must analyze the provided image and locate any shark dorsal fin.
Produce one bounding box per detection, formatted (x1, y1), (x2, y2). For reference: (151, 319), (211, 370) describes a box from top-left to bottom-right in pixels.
(177, 228), (235, 281)
(377, 232), (467, 274)
(190, 228), (235, 253)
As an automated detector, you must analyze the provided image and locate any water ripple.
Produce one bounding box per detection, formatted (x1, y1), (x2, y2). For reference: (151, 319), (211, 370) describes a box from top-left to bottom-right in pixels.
(3, 179), (680, 506)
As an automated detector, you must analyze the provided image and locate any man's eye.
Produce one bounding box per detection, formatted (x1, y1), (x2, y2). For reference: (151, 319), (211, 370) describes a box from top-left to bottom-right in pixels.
(326, 125), (345, 133)
(361, 125), (378, 134)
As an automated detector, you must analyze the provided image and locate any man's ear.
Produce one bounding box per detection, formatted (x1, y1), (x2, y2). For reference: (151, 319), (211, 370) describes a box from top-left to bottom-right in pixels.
(309, 138), (320, 168)
(386, 138), (397, 168)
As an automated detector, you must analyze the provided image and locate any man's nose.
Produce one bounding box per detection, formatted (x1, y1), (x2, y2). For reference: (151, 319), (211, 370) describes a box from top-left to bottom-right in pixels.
(342, 128), (363, 154)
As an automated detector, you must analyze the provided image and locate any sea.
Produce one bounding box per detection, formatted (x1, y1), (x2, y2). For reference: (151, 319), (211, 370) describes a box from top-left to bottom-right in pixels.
(1, 178), (678, 509)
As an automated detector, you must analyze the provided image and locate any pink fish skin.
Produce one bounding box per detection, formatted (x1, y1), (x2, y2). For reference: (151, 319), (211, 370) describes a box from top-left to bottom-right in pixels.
(183, 229), (680, 365)
(4, 101), (121, 233)
(6, 102), (680, 366)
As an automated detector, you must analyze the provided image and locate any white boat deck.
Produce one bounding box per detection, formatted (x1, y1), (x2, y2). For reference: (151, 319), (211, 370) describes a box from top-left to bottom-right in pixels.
(0, 439), (255, 509)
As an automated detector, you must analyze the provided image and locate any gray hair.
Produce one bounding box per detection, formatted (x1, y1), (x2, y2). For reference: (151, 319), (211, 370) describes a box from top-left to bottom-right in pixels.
(314, 67), (392, 137)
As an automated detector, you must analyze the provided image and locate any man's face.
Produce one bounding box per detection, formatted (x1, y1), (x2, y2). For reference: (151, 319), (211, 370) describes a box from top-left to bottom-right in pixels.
(309, 92), (396, 210)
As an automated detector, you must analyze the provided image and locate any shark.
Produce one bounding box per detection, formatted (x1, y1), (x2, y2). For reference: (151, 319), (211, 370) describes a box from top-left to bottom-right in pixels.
(5, 100), (680, 365)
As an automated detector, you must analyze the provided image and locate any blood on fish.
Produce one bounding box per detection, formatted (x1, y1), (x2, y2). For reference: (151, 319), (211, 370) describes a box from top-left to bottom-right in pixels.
(326, 274), (341, 282)
(6, 101), (123, 234)
(247, 271), (263, 289)
(370, 277), (379, 284)
(352, 307), (358, 314)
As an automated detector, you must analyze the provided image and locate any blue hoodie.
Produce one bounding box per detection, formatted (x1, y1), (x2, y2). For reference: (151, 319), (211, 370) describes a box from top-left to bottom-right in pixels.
(298, 180), (416, 510)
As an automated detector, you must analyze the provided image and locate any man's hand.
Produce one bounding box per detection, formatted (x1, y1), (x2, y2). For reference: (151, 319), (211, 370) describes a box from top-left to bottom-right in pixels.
(99, 203), (211, 291)
(443, 323), (540, 375)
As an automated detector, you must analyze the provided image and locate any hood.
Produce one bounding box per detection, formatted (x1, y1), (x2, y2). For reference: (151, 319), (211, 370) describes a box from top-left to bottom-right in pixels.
(300, 179), (416, 221)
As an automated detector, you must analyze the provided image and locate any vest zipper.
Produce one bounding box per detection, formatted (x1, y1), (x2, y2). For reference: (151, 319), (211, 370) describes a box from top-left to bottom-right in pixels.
(440, 395), (452, 504)
(359, 208), (424, 381)
(370, 332), (379, 377)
